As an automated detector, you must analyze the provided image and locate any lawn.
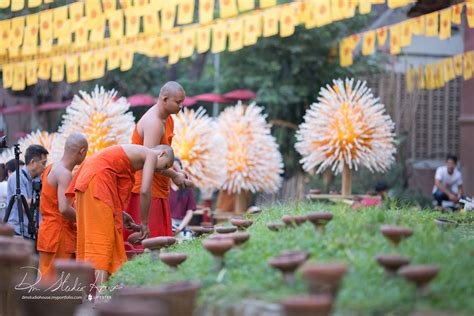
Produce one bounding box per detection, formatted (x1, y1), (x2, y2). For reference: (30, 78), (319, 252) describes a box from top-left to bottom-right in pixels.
(109, 202), (474, 315)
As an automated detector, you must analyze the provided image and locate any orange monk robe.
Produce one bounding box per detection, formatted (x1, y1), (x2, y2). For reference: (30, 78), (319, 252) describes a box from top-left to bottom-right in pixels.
(123, 116), (174, 246)
(37, 164), (76, 283)
(66, 146), (135, 274)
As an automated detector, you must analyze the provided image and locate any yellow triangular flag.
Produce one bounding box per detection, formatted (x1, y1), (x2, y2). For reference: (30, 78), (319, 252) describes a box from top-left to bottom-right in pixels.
(74, 18), (88, 48)
(453, 54), (463, 76)
(349, 34), (360, 49)
(103, 0), (117, 12)
(263, 7), (279, 37)
(344, 1), (356, 19)
(12, 63), (26, 91)
(80, 53), (92, 81)
(362, 31), (375, 56)
(238, 0), (255, 11)
(260, 0), (276, 9)
(0, 0), (10, 9)
(90, 15), (106, 43)
(11, 0), (24, 12)
(38, 58), (51, 80)
(0, 21), (9, 55)
(92, 50), (106, 79)
(376, 27), (388, 47)
(219, 0), (238, 18)
(412, 15), (425, 36)
(464, 51), (473, 80)
(121, 46), (135, 71)
(452, 3), (463, 25)
(168, 33), (182, 64)
(119, 0), (133, 10)
(387, 0), (407, 9)
(51, 56), (65, 82)
(425, 11), (438, 37)
(199, 0), (215, 24)
(23, 14), (39, 56)
(197, 25), (211, 53)
(107, 48), (121, 70)
(10, 17), (25, 49)
(435, 62), (445, 88)
(339, 38), (353, 67)
(406, 67), (415, 93)
(29, 0), (41, 8)
(69, 2), (84, 24)
(280, 4), (296, 38)
(40, 10), (54, 53)
(331, 0), (345, 21)
(228, 18), (244, 51)
(359, 0), (372, 15)
(53, 7), (69, 39)
(125, 8), (140, 36)
(390, 24), (401, 55)
(178, 0), (194, 24)
(155, 36), (170, 58)
(417, 65), (425, 89)
(211, 21), (227, 53)
(109, 10), (124, 39)
(162, 2), (177, 31)
(313, 0), (332, 27)
(144, 12), (160, 35)
(243, 13), (260, 46)
(439, 7), (451, 40)
(86, 0), (103, 21)
(303, 1), (316, 29)
(400, 21), (412, 47)
(467, 1), (474, 28)
(181, 28), (196, 58)
(444, 58), (455, 82)
(425, 64), (435, 90)
(66, 55), (79, 83)
(2, 63), (13, 89)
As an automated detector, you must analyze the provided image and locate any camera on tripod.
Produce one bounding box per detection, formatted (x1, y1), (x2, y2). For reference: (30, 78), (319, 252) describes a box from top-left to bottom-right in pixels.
(32, 178), (42, 193)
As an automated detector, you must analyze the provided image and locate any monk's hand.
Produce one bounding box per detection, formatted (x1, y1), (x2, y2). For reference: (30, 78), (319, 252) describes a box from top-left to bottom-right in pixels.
(139, 223), (150, 240)
(123, 211), (138, 231)
(172, 172), (187, 189)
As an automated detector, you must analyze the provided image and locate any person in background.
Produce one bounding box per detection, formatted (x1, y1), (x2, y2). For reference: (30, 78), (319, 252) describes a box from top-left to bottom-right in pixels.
(1, 160), (25, 220)
(432, 155), (464, 207)
(170, 158), (197, 238)
(6, 158), (26, 177)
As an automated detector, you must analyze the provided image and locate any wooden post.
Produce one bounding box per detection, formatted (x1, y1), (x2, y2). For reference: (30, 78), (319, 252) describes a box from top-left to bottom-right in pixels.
(341, 164), (352, 196)
(234, 191), (248, 214)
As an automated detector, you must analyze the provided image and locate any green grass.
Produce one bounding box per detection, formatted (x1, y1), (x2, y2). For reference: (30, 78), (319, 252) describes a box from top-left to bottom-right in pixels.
(109, 202), (474, 315)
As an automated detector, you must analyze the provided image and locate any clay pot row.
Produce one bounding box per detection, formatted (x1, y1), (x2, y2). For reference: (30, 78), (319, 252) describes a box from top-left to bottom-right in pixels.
(268, 211), (334, 233)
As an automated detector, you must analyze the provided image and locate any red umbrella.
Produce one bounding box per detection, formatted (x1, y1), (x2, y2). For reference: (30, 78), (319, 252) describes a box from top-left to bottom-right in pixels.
(194, 93), (231, 103)
(183, 96), (197, 107)
(36, 101), (70, 111)
(0, 104), (33, 115)
(223, 89), (256, 101)
(128, 94), (157, 107)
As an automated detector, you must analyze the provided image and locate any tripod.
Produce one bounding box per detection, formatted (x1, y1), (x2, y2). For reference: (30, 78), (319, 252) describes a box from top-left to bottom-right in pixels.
(3, 144), (36, 239)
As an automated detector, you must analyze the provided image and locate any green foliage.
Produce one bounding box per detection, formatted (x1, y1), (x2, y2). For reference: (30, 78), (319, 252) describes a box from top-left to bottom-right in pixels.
(110, 203), (474, 315)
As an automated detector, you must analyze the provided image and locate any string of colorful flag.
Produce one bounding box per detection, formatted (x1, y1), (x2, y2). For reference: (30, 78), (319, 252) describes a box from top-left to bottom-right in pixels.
(0, 0), (54, 11)
(405, 50), (473, 92)
(1, 0), (419, 90)
(339, 1), (474, 67)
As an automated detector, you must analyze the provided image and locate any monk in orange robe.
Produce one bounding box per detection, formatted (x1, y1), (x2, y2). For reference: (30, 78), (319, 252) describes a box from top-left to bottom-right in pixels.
(66, 144), (174, 284)
(37, 133), (88, 283)
(124, 81), (194, 245)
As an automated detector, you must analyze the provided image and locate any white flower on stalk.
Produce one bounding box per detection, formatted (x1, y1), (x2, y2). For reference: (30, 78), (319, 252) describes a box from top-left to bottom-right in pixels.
(217, 102), (283, 194)
(172, 107), (226, 189)
(295, 78), (396, 174)
(0, 130), (59, 163)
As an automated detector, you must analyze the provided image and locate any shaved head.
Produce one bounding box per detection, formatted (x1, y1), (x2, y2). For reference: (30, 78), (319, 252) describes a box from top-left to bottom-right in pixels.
(159, 81), (185, 98)
(64, 133), (88, 152)
(153, 144), (175, 170)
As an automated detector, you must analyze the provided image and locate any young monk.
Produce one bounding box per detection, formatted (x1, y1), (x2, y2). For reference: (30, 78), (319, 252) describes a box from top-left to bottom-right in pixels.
(37, 133), (88, 283)
(66, 144), (174, 284)
(124, 81), (194, 244)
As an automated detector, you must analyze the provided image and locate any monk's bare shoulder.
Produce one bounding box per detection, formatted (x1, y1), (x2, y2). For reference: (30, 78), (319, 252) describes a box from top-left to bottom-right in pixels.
(121, 144), (151, 169)
(137, 107), (164, 135)
(48, 163), (72, 187)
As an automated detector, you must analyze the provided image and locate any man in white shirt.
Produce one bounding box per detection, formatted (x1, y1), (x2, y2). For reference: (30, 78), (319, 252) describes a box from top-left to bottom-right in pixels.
(432, 155), (464, 206)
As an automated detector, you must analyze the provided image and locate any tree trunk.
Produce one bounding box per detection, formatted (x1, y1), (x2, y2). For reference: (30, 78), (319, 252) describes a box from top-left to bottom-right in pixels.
(341, 164), (352, 196)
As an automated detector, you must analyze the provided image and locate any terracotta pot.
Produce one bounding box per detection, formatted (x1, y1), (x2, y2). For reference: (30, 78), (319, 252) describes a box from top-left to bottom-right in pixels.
(142, 237), (176, 252)
(189, 226), (214, 237)
(300, 262), (348, 297)
(230, 218), (253, 230)
(269, 251), (310, 285)
(398, 265), (439, 297)
(281, 295), (332, 316)
(0, 223), (15, 237)
(215, 226), (238, 234)
(159, 253), (187, 271)
(267, 222), (285, 232)
(375, 255), (411, 276)
(127, 232), (142, 245)
(246, 206), (262, 215)
(309, 189), (322, 195)
(294, 215), (307, 226)
(203, 238), (234, 270)
(380, 225), (413, 246)
(306, 212), (333, 232)
(281, 215), (296, 228)
(228, 232), (250, 246)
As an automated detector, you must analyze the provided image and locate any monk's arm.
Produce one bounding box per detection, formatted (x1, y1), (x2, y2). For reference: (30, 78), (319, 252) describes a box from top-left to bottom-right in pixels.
(139, 152), (157, 237)
(57, 171), (76, 221)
